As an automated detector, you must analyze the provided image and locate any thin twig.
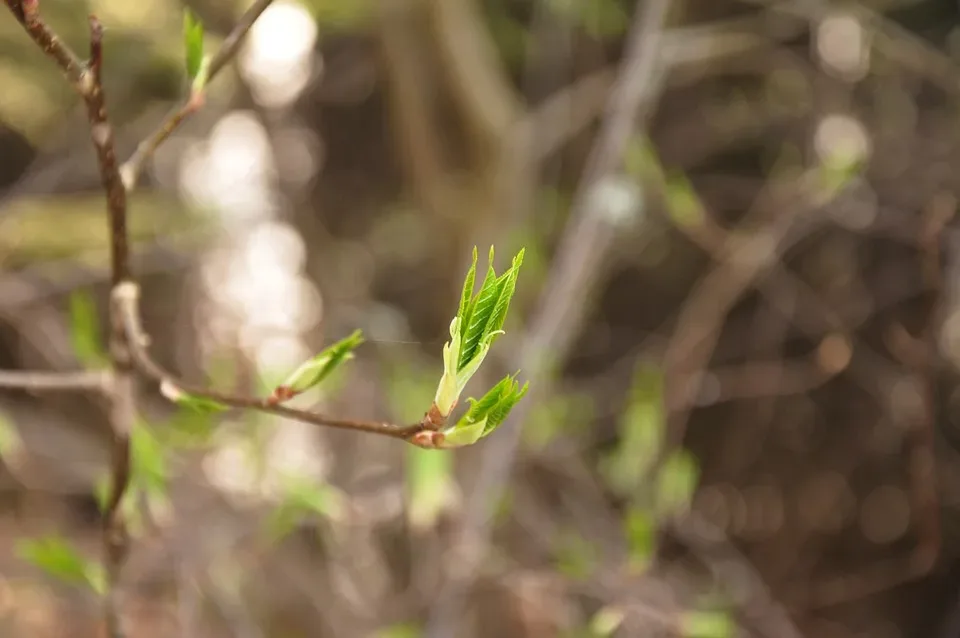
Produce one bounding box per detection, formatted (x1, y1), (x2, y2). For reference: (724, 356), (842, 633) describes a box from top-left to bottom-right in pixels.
(3, 0), (90, 96)
(85, 16), (129, 285)
(0, 369), (110, 391)
(82, 14), (134, 637)
(806, 194), (952, 609)
(119, 0), (277, 189)
(113, 282), (421, 440)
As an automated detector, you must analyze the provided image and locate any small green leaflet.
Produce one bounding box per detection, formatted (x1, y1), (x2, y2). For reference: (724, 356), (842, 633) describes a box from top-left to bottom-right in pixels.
(130, 422), (168, 495)
(624, 506), (655, 572)
(457, 247), (524, 371)
(441, 418), (487, 448)
(265, 477), (346, 540)
(433, 246), (525, 422)
(183, 9), (205, 81)
(441, 373), (528, 447)
(406, 445), (456, 529)
(16, 535), (106, 594)
(460, 373), (528, 436)
(69, 290), (106, 368)
(656, 448), (699, 517)
(589, 606), (626, 637)
(602, 362), (663, 497)
(271, 330), (364, 402)
(680, 610), (735, 638)
(160, 380), (228, 413)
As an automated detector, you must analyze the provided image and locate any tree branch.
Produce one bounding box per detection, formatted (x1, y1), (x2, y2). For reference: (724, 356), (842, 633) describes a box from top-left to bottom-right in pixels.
(3, 0), (90, 96)
(80, 15), (134, 637)
(119, 0), (277, 190)
(85, 16), (129, 285)
(0, 369), (109, 391)
(4, 2), (290, 635)
(113, 282), (421, 440)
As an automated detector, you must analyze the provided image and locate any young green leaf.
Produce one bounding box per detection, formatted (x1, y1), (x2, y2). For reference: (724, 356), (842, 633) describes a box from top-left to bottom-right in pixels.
(602, 362), (663, 496)
(16, 535), (103, 593)
(0, 413), (22, 460)
(679, 610), (735, 638)
(406, 446), (457, 530)
(459, 248), (525, 369)
(160, 380), (228, 413)
(271, 330), (364, 402)
(553, 530), (597, 580)
(283, 476), (346, 521)
(69, 290), (106, 368)
(264, 478), (347, 540)
(433, 246), (526, 422)
(439, 374), (528, 447)
(589, 606), (625, 637)
(624, 506), (655, 572)
(656, 449), (699, 517)
(464, 373), (528, 435)
(440, 418), (487, 448)
(183, 9), (205, 81)
(457, 246), (479, 326)
(131, 422), (167, 495)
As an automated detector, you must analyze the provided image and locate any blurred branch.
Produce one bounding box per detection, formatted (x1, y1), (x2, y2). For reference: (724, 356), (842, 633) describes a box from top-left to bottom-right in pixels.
(378, 2), (459, 219)
(0, 369), (109, 391)
(670, 512), (803, 638)
(748, 0), (960, 99)
(684, 352), (844, 408)
(1, 8), (133, 632)
(424, 0), (674, 633)
(425, 0), (523, 157)
(808, 194), (952, 609)
(114, 282), (422, 441)
(120, 0), (277, 190)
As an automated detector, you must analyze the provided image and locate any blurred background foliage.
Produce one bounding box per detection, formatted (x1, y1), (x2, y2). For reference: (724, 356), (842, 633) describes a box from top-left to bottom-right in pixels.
(2, 0), (960, 636)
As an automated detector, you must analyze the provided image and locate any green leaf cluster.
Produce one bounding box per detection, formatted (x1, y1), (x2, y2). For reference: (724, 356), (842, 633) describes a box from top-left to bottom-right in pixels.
(441, 373), (528, 448)
(434, 247), (525, 421)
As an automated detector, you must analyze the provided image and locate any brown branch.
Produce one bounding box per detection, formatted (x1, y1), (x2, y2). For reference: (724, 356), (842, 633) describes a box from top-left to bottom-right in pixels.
(85, 16), (129, 285)
(0, 369), (109, 391)
(680, 348), (846, 409)
(119, 0), (277, 190)
(82, 15), (133, 637)
(3, 0), (90, 96)
(113, 282), (421, 440)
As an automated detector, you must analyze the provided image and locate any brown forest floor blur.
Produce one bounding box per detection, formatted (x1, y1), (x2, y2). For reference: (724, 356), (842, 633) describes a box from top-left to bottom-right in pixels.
(3, 0), (960, 637)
